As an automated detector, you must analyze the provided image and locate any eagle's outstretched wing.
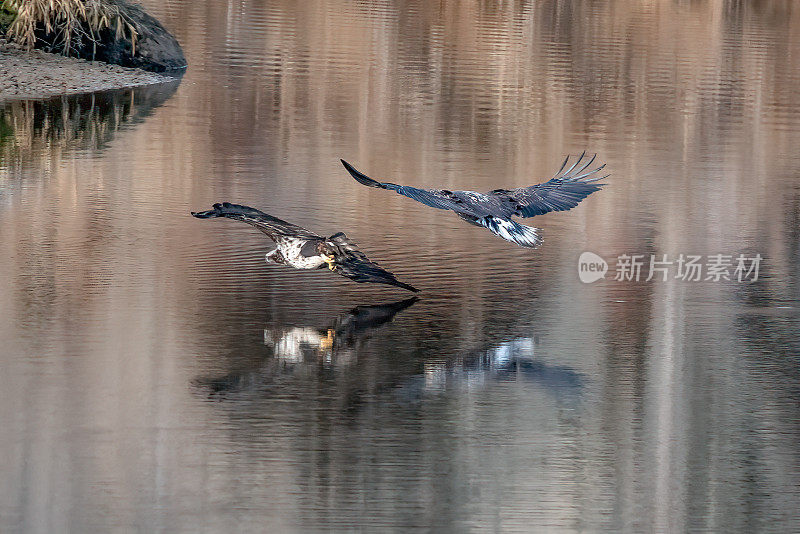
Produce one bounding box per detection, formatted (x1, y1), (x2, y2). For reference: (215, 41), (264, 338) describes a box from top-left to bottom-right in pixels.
(488, 152), (608, 218)
(326, 232), (419, 292)
(191, 202), (321, 241)
(341, 159), (506, 219)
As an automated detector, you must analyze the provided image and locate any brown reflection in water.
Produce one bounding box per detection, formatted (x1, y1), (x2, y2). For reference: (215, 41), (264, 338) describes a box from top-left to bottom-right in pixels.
(1, 0), (799, 532)
(0, 81), (180, 168)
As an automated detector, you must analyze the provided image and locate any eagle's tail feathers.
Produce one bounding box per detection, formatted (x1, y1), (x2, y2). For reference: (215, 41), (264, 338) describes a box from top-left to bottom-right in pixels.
(479, 217), (543, 248)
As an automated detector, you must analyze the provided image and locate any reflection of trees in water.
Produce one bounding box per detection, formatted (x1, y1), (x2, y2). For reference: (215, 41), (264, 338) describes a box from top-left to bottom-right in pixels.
(733, 187), (800, 390)
(148, 0), (800, 160)
(0, 80), (181, 348)
(0, 79), (180, 170)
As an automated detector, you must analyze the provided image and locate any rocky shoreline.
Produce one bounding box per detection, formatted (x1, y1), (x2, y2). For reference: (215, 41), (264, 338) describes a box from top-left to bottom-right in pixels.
(0, 38), (176, 103)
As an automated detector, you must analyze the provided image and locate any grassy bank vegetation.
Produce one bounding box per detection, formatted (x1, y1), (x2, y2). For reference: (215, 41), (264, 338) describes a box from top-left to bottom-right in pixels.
(0, 0), (136, 56)
(0, 2), (14, 32)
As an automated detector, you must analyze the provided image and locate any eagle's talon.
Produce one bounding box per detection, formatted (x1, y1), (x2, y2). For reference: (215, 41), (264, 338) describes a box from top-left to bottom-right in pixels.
(324, 255), (336, 270)
(319, 329), (335, 351)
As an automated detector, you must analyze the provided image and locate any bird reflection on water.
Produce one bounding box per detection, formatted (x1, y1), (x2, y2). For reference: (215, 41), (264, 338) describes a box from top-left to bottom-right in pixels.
(195, 299), (583, 408)
(396, 337), (584, 404)
(263, 296), (420, 365)
(194, 297), (419, 396)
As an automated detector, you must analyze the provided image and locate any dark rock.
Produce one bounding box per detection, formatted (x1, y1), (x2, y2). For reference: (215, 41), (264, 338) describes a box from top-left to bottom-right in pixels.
(95, 0), (186, 72)
(32, 0), (186, 72)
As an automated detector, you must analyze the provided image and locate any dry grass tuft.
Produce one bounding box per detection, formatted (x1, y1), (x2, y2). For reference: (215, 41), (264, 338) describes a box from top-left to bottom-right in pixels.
(1, 0), (137, 57)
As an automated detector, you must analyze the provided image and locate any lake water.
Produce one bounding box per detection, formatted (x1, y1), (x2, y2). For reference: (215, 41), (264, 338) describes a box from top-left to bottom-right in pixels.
(1, 1), (799, 532)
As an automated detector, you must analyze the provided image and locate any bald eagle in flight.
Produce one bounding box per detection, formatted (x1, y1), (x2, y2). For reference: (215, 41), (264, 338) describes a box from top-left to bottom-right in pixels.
(341, 152), (608, 248)
(192, 203), (418, 292)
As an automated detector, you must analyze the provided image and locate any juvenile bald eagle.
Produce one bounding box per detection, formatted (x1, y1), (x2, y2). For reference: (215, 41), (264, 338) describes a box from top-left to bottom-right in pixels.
(191, 203), (418, 292)
(341, 152), (608, 248)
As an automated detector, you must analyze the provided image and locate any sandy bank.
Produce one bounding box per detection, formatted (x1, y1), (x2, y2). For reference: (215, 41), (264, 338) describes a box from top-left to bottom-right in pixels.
(0, 39), (176, 103)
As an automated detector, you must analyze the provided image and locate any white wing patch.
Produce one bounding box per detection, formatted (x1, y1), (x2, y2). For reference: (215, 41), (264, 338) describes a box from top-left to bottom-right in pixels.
(479, 217), (543, 248)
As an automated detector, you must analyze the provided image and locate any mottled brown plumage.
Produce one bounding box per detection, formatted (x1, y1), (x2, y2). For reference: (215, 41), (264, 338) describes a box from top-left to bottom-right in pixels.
(192, 203), (418, 292)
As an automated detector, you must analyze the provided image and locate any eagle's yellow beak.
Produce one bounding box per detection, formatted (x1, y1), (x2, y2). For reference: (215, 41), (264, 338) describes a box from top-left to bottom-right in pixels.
(324, 255), (336, 270)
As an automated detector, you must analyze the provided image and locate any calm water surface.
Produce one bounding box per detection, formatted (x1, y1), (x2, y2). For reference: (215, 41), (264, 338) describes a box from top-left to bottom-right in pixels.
(2, 1), (800, 532)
